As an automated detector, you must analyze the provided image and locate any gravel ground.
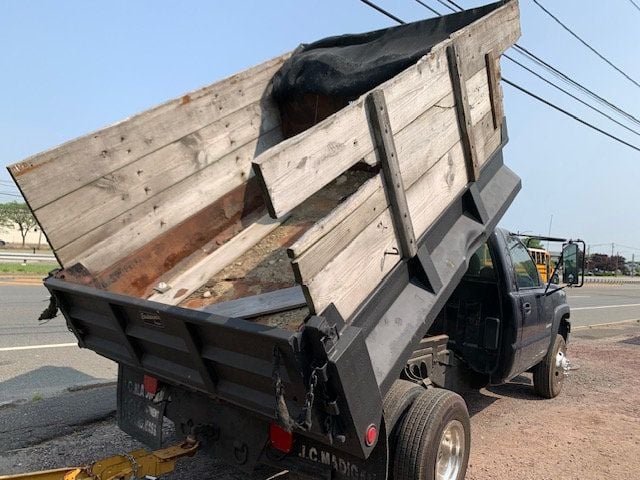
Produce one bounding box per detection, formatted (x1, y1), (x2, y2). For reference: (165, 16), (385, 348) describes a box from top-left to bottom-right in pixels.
(1, 324), (638, 479)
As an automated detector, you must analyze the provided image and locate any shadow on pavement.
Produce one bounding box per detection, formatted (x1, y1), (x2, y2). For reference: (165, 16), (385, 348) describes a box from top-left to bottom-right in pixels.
(0, 365), (107, 404)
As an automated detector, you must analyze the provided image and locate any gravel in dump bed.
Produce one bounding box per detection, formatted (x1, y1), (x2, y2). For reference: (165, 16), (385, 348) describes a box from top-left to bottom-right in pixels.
(183, 169), (375, 330)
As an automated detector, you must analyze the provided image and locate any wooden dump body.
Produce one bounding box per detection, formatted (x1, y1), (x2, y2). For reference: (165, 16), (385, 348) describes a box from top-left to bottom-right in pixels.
(9, 0), (519, 332)
(9, 1), (522, 460)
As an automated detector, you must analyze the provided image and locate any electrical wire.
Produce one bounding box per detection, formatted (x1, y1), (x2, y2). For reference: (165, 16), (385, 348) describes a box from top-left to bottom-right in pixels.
(357, 0), (640, 153)
(415, 1), (640, 129)
(414, 0), (441, 16)
(504, 55), (640, 138)
(532, 0), (640, 90)
(359, 0), (405, 24)
(433, 0), (456, 14)
(512, 44), (640, 128)
(501, 78), (640, 153)
(628, 0), (640, 13)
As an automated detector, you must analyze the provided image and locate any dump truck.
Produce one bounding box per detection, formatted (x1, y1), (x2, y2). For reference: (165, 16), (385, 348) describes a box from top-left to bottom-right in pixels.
(6, 1), (585, 479)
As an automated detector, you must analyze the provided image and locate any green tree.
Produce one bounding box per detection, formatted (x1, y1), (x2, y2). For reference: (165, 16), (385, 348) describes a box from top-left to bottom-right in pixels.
(0, 202), (38, 247)
(523, 237), (544, 249)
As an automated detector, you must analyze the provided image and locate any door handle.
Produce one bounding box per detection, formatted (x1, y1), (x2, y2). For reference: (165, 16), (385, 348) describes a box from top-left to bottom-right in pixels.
(523, 302), (532, 315)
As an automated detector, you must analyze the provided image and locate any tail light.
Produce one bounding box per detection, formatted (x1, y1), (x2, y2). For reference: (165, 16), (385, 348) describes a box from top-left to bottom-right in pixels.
(143, 375), (159, 395)
(270, 422), (294, 453)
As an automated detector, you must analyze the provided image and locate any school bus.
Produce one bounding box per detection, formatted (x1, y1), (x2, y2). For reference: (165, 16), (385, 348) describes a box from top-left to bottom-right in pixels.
(527, 247), (553, 283)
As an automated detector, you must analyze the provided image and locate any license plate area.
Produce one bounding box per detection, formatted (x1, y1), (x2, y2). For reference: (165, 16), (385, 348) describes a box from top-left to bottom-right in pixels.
(117, 365), (166, 448)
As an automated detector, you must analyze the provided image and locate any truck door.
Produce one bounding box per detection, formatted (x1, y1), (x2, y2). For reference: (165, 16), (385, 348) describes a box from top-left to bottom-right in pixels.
(505, 234), (549, 372)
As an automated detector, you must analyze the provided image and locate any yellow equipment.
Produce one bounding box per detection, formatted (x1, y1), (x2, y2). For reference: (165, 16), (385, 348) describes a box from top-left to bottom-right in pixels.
(0, 439), (198, 480)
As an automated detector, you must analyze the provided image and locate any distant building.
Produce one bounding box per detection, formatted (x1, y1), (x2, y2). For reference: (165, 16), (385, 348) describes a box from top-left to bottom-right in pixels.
(0, 223), (50, 248)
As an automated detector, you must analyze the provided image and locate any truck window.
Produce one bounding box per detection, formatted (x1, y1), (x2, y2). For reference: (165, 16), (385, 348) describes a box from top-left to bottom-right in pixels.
(507, 236), (542, 289)
(464, 243), (495, 280)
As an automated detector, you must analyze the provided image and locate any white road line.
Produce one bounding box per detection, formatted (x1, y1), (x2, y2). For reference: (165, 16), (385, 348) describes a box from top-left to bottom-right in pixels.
(572, 303), (640, 311)
(573, 318), (640, 330)
(0, 342), (77, 352)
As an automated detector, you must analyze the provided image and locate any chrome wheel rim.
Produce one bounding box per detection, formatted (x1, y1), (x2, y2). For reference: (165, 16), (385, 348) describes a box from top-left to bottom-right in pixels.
(555, 348), (570, 379)
(435, 419), (465, 480)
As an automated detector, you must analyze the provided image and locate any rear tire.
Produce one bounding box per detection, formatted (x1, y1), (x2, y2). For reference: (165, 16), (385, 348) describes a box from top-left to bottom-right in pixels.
(533, 334), (567, 398)
(392, 388), (470, 480)
(383, 380), (424, 431)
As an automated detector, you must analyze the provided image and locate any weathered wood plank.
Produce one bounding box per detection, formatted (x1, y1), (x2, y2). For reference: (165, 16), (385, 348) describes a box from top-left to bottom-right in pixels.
(38, 101), (280, 249)
(291, 76), (494, 289)
(9, 54), (289, 210)
(448, 43), (479, 182)
(407, 142), (468, 238)
(57, 129), (282, 269)
(366, 90), (417, 258)
(201, 286), (306, 319)
(253, 1), (519, 218)
(304, 208), (400, 318)
(253, 46), (453, 218)
(290, 174), (386, 281)
(485, 51), (503, 130)
(92, 179), (264, 298)
(451, 0), (521, 79)
(148, 214), (283, 305)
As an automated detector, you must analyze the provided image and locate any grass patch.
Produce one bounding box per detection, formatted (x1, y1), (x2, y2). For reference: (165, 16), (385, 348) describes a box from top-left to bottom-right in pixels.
(0, 262), (59, 275)
(32, 393), (43, 402)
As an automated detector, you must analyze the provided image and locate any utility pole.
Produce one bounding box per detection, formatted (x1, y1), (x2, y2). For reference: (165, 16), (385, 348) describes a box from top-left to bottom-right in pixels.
(611, 243), (615, 275)
(632, 253), (635, 277)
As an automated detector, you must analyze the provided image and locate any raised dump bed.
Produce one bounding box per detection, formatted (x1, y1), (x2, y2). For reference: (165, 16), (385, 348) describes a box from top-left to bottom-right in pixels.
(8, 0), (521, 472)
(10, 0), (518, 329)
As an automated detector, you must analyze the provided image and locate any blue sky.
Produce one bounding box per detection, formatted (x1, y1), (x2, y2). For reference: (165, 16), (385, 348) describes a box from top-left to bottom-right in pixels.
(1, 1), (639, 257)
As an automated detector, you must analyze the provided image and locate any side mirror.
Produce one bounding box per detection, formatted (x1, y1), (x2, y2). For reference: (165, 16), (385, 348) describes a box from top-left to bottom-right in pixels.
(561, 242), (583, 286)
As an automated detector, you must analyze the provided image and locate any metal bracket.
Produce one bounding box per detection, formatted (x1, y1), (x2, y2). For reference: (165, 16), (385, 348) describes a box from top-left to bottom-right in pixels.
(462, 183), (489, 225)
(365, 90), (418, 259)
(409, 244), (443, 295)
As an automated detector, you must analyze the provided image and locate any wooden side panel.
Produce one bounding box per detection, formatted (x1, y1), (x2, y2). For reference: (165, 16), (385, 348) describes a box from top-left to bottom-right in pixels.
(303, 208), (400, 318)
(57, 129), (282, 271)
(290, 175), (387, 281)
(406, 142), (468, 238)
(253, 0), (520, 219)
(9, 54), (289, 211)
(38, 101), (280, 250)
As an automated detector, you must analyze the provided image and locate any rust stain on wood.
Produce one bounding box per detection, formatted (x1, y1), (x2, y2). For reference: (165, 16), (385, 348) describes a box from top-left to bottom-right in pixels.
(93, 178), (265, 297)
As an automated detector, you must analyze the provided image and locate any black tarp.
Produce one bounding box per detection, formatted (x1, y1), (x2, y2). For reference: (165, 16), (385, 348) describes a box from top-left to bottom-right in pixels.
(271, 1), (504, 136)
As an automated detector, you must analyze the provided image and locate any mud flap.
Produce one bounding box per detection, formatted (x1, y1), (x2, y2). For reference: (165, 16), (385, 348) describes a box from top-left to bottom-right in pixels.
(117, 365), (166, 449)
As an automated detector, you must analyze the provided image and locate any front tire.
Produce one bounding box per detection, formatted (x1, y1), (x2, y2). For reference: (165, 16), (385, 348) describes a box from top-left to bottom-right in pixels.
(392, 388), (470, 480)
(532, 334), (567, 398)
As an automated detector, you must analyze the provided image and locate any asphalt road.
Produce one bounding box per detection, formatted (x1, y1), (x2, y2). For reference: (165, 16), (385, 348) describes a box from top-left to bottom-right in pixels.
(2, 282), (640, 406)
(565, 284), (640, 328)
(0, 283), (117, 405)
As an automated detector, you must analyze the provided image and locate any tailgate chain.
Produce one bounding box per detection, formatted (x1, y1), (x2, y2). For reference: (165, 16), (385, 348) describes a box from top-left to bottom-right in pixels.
(271, 347), (322, 432)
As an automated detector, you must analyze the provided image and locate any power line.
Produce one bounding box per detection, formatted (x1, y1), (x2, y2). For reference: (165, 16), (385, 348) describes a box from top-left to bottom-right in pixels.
(414, 1), (640, 130)
(504, 55), (640, 138)
(512, 44), (640, 128)
(532, 0), (640, 90)
(628, 0), (640, 13)
(358, 0), (640, 154)
(414, 0), (441, 16)
(433, 0), (456, 14)
(359, 0), (406, 24)
(0, 192), (21, 198)
(502, 78), (640, 153)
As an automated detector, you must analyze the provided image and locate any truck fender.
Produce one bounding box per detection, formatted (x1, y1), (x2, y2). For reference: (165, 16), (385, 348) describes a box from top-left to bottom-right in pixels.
(551, 304), (571, 345)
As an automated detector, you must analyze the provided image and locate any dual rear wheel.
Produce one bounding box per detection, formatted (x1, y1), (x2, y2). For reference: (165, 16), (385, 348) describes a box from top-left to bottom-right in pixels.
(386, 381), (470, 480)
